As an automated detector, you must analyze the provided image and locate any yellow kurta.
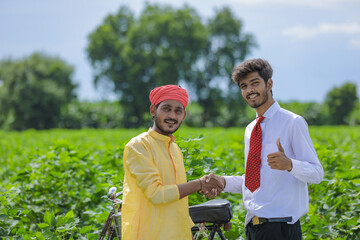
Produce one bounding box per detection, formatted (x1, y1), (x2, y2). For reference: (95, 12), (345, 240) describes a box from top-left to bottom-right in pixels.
(121, 129), (193, 240)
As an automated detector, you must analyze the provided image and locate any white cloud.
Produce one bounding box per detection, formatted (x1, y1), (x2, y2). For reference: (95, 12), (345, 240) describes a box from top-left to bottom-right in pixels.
(349, 38), (360, 48)
(283, 23), (360, 39)
(222, 0), (358, 8)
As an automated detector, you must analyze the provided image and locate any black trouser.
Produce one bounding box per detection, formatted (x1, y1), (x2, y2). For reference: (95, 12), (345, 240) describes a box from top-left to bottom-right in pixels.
(245, 220), (302, 240)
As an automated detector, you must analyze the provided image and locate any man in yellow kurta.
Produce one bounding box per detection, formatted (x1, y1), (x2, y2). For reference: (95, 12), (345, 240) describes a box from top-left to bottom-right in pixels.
(122, 85), (223, 239)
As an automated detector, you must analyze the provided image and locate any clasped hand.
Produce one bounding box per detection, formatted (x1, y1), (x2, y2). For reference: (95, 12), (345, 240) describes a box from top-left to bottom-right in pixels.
(199, 173), (225, 199)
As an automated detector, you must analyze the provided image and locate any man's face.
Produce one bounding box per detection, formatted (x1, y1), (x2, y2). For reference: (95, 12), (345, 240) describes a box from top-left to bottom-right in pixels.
(238, 72), (273, 109)
(151, 99), (186, 136)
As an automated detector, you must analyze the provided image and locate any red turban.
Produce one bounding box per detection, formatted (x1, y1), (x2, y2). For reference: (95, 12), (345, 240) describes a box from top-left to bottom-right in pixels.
(149, 85), (189, 108)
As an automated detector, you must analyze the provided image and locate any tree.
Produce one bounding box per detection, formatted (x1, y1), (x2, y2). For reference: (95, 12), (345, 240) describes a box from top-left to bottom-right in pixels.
(187, 7), (257, 126)
(279, 101), (326, 125)
(87, 4), (257, 127)
(347, 100), (360, 125)
(325, 82), (358, 125)
(87, 4), (207, 127)
(0, 53), (77, 130)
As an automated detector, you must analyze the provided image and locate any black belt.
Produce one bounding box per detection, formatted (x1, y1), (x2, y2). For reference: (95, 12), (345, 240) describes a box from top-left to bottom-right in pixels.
(251, 216), (292, 225)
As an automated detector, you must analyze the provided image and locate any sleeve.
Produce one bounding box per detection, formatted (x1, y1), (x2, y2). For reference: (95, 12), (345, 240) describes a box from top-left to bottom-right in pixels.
(222, 125), (249, 194)
(223, 175), (244, 194)
(289, 117), (324, 184)
(124, 142), (180, 204)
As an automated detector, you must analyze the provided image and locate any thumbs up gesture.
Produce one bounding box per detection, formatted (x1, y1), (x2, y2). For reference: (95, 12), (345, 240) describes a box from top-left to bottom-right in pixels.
(267, 138), (293, 171)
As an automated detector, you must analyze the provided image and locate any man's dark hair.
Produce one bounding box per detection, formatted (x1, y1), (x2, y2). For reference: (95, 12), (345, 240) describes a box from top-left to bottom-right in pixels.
(231, 58), (273, 86)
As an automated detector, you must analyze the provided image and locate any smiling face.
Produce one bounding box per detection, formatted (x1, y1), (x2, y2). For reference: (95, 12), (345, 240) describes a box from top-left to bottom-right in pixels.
(151, 99), (186, 136)
(238, 72), (274, 115)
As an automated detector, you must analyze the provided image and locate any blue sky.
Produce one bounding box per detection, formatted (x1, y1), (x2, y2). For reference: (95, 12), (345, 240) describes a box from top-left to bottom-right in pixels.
(1, 0), (359, 103)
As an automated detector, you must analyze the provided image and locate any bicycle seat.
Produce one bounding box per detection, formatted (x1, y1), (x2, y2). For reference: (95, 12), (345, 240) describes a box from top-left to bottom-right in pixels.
(189, 199), (232, 224)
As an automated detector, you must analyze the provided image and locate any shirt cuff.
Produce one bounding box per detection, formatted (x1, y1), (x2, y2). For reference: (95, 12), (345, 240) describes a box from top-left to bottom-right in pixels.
(223, 176), (243, 194)
(167, 184), (180, 202)
(289, 158), (302, 176)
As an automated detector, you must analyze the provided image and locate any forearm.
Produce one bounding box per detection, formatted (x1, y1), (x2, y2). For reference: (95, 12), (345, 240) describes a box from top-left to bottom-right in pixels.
(289, 117), (324, 184)
(177, 179), (202, 199)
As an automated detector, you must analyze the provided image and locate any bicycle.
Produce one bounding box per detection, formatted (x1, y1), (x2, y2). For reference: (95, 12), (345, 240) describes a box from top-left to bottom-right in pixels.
(99, 187), (122, 240)
(190, 199), (233, 240)
(98, 187), (233, 240)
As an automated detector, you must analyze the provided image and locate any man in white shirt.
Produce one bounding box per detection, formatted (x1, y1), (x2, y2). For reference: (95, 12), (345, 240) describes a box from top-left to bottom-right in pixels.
(203, 58), (324, 240)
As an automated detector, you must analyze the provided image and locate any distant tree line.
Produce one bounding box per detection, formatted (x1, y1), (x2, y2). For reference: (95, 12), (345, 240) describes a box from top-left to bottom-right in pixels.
(0, 3), (359, 130)
(0, 53), (76, 130)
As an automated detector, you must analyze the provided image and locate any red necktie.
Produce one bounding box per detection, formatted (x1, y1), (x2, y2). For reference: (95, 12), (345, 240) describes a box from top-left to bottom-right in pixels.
(245, 116), (265, 192)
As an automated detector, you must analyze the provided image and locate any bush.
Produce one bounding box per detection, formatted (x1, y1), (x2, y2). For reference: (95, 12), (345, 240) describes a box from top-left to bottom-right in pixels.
(60, 100), (124, 128)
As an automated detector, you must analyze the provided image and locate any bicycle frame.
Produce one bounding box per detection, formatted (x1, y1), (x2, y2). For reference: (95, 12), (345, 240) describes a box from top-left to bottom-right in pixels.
(190, 199), (232, 240)
(192, 224), (227, 240)
(99, 187), (122, 240)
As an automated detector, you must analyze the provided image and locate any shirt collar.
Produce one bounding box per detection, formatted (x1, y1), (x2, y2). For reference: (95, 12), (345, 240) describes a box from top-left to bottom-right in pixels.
(257, 101), (280, 120)
(148, 128), (176, 143)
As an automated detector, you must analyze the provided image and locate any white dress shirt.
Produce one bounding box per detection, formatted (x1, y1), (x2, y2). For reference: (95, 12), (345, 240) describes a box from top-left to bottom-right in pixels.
(223, 101), (324, 225)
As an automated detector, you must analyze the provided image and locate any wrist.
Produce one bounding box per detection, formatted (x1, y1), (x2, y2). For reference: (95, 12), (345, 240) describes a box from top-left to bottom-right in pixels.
(197, 179), (202, 191)
(287, 158), (293, 172)
(221, 176), (226, 190)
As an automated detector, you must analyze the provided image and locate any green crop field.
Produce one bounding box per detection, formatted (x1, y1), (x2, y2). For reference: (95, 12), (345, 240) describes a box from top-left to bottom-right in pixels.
(0, 126), (359, 239)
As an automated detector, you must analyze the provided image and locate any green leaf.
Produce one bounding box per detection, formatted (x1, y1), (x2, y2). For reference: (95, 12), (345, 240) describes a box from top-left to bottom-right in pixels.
(35, 231), (46, 240)
(64, 209), (74, 221)
(80, 225), (93, 234)
(44, 211), (51, 225)
(37, 223), (49, 229)
(64, 209), (74, 224)
(43, 229), (58, 240)
(56, 226), (68, 233)
(7, 208), (18, 217)
(44, 210), (55, 226)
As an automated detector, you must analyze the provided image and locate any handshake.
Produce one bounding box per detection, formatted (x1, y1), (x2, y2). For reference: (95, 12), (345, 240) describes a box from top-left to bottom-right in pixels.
(199, 173), (225, 199)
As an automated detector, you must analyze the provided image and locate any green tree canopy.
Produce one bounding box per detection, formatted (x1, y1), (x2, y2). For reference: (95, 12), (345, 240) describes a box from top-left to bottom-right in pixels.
(189, 7), (257, 126)
(87, 4), (207, 127)
(0, 53), (77, 130)
(86, 3), (256, 127)
(325, 82), (358, 125)
(279, 101), (327, 125)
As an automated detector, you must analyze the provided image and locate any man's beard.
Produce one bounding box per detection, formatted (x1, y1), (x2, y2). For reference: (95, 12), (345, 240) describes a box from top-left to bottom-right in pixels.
(154, 116), (182, 135)
(248, 88), (269, 109)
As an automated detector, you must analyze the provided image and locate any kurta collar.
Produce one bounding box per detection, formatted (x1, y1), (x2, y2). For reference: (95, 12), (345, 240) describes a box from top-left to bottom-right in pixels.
(148, 128), (176, 143)
(256, 101), (280, 120)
